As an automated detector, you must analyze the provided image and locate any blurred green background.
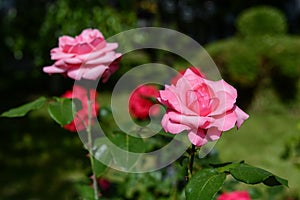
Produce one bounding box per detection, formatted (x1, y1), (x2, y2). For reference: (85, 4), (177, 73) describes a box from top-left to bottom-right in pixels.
(1, 0), (300, 199)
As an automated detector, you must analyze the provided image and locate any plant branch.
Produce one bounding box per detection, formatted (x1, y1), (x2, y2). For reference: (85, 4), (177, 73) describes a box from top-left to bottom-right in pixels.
(187, 144), (196, 181)
(86, 90), (99, 200)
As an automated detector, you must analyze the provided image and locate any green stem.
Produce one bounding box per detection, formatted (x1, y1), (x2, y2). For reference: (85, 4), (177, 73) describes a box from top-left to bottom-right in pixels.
(86, 90), (99, 200)
(187, 144), (196, 181)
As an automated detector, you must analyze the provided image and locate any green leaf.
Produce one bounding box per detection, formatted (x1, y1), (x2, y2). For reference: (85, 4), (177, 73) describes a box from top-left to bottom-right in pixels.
(47, 97), (74, 125)
(93, 137), (111, 177)
(93, 157), (108, 178)
(111, 131), (145, 153)
(229, 163), (288, 187)
(1, 96), (46, 117)
(263, 175), (289, 187)
(185, 168), (226, 200)
(110, 131), (145, 170)
(211, 161), (244, 173)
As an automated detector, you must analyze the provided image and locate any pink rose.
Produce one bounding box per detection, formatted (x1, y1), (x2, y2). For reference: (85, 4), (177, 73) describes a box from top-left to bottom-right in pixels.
(43, 28), (121, 81)
(129, 85), (160, 120)
(62, 85), (100, 132)
(157, 68), (249, 147)
(217, 191), (251, 200)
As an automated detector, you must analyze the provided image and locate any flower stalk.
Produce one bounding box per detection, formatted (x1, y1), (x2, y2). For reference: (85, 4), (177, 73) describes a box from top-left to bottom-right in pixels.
(86, 90), (99, 200)
(187, 144), (196, 181)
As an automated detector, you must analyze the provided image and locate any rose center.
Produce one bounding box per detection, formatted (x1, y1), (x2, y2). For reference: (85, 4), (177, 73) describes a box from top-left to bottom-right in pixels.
(186, 84), (218, 116)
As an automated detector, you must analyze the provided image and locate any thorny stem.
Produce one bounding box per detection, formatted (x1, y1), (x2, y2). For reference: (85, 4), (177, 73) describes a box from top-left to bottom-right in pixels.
(86, 90), (99, 200)
(187, 144), (196, 181)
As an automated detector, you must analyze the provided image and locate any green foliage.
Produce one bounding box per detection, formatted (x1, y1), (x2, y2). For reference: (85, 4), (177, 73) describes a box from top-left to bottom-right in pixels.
(185, 161), (288, 200)
(229, 163), (288, 186)
(75, 183), (95, 200)
(208, 38), (260, 87)
(40, 0), (136, 38)
(205, 6), (300, 107)
(237, 6), (287, 37)
(281, 134), (300, 169)
(0, 96), (46, 117)
(47, 97), (75, 126)
(185, 168), (226, 200)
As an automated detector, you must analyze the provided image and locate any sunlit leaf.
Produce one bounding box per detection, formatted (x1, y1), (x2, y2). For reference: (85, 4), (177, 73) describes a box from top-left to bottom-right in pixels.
(47, 97), (74, 125)
(1, 96), (46, 117)
(185, 168), (226, 200)
(229, 163), (288, 187)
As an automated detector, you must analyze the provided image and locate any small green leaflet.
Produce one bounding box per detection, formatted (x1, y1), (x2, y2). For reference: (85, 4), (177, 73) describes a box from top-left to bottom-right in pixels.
(185, 168), (226, 200)
(1, 96), (46, 117)
(47, 97), (75, 125)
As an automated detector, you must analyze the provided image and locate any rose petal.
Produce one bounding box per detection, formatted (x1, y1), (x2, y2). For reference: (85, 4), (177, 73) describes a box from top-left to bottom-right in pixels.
(207, 109), (237, 131)
(235, 106), (249, 128)
(85, 52), (117, 65)
(161, 113), (190, 134)
(59, 36), (75, 47)
(159, 85), (197, 115)
(64, 57), (83, 64)
(51, 48), (75, 60)
(188, 129), (207, 146)
(66, 67), (85, 80)
(206, 127), (222, 141)
(69, 43), (93, 54)
(82, 65), (108, 80)
(43, 65), (66, 73)
(167, 111), (213, 129)
(206, 79), (237, 100)
(76, 43), (119, 61)
(210, 91), (236, 116)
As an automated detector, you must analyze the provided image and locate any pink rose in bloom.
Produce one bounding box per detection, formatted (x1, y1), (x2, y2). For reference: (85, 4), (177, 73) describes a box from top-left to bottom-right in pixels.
(62, 85), (100, 132)
(157, 68), (249, 146)
(217, 191), (251, 200)
(171, 66), (205, 85)
(43, 28), (121, 81)
(129, 85), (160, 120)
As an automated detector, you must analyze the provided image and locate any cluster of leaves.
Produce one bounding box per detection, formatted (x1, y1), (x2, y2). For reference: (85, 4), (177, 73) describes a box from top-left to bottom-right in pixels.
(205, 6), (300, 108)
(186, 161), (288, 200)
(281, 134), (300, 169)
(1, 99), (289, 199)
(1, 96), (75, 126)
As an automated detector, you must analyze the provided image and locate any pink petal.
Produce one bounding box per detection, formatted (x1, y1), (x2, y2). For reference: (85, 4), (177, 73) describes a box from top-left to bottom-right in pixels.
(64, 57), (83, 64)
(206, 79), (237, 100)
(160, 85), (197, 115)
(210, 91), (236, 116)
(51, 48), (75, 60)
(207, 109), (237, 131)
(161, 113), (190, 134)
(85, 52), (117, 65)
(235, 106), (249, 128)
(159, 85), (181, 110)
(82, 65), (108, 80)
(188, 129), (207, 147)
(76, 43), (119, 61)
(59, 36), (75, 47)
(69, 43), (93, 54)
(206, 127), (222, 141)
(167, 111), (213, 129)
(91, 37), (105, 48)
(67, 67), (85, 80)
(43, 65), (66, 73)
